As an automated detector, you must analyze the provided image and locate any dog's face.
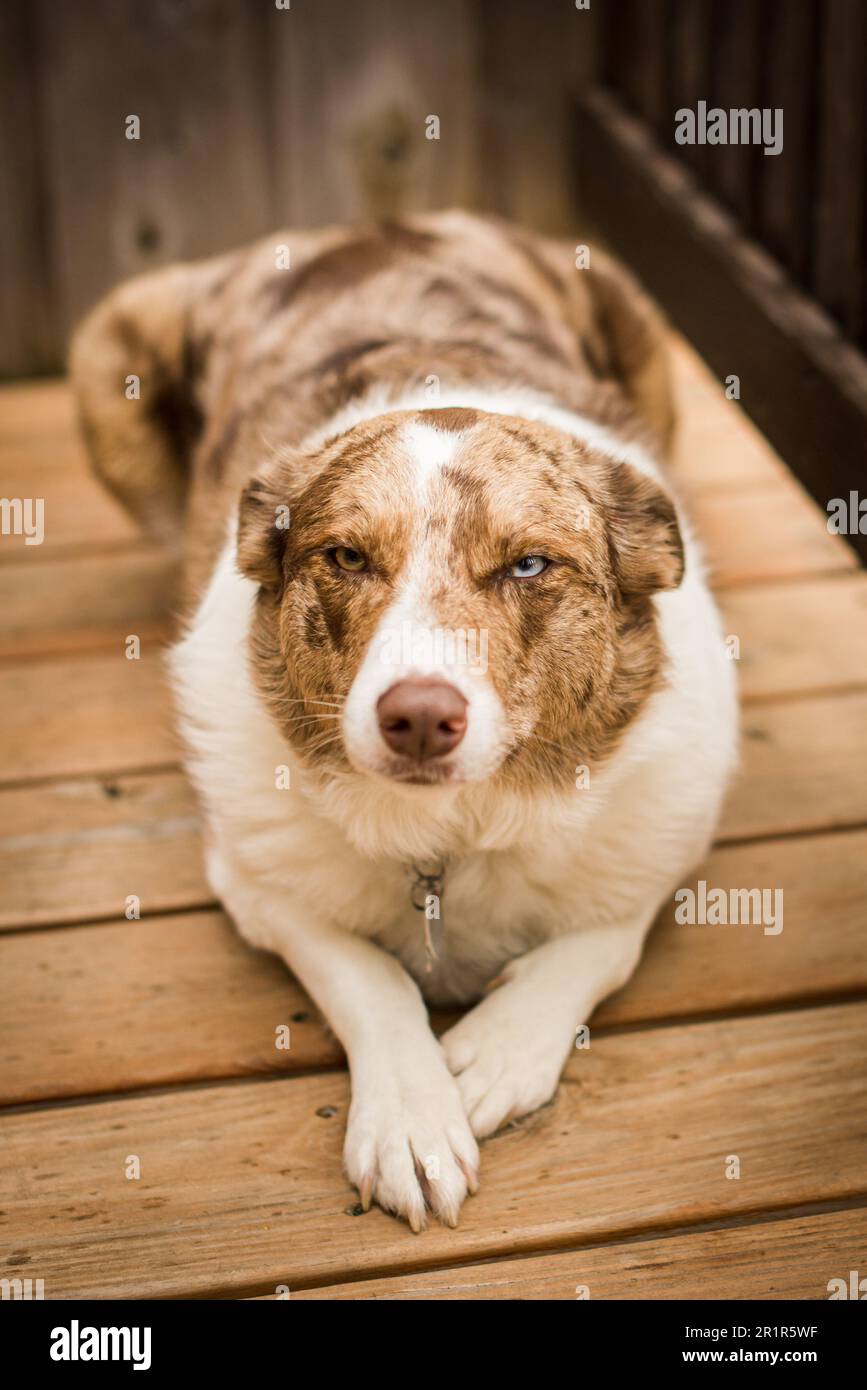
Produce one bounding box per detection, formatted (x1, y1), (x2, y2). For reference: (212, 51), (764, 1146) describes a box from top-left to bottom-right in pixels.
(239, 405), (684, 794)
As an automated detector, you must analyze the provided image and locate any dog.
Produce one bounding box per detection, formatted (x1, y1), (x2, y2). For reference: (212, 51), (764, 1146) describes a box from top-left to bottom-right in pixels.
(71, 211), (738, 1232)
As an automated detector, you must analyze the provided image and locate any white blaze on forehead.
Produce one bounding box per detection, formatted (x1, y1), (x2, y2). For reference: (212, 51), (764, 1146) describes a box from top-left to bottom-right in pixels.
(400, 420), (461, 621)
(403, 421), (462, 502)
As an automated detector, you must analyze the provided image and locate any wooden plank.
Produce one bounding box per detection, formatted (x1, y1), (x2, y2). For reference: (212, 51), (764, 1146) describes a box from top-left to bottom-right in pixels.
(600, 0), (667, 135)
(0, 911), (336, 1106)
(3, 828), (865, 1104)
(0, 466), (139, 560)
(1, 1003), (864, 1297)
(34, 0), (275, 344)
(0, 549), (176, 659)
(476, 0), (589, 234)
(0, 770), (207, 931)
(756, 0), (821, 284)
(720, 691), (867, 842)
(0, 3), (58, 377)
(267, 0), (479, 227)
(694, 486), (857, 588)
(576, 87), (867, 562)
(719, 573), (867, 702)
(813, 0), (867, 342)
(665, 0), (713, 179)
(283, 1207), (867, 1299)
(0, 382), (136, 565)
(707, 0), (763, 228)
(599, 827), (867, 1027)
(0, 378), (80, 459)
(0, 653), (176, 785)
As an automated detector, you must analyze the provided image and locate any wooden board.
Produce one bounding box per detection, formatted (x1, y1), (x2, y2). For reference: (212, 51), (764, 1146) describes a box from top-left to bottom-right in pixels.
(719, 574), (867, 702)
(0, 911), (333, 1106)
(693, 487), (856, 589)
(0, 549), (176, 659)
(267, 0), (478, 229)
(720, 690), (867, 842)
(0, 467), (140, 559)
(0, 771), (208, 930)
(3, 827), (865, 1105)
(0, 653), (177, 785)
(670, 340), (798, 494)
(0, 378), (82, 461)
(282, 1207), (867, 1299)
(0, 3), (57, 377)
(34, 0), (275, 344)
(1, 1003), (864, 1298)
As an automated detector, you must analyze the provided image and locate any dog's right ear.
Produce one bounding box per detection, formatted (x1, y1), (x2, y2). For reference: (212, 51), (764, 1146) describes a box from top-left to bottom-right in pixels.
(69, 252), (238, 547)
(237, 463), (295, 592)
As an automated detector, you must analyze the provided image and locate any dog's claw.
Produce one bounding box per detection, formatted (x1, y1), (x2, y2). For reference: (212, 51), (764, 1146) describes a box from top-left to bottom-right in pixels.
(459, 1158), (480, 1195)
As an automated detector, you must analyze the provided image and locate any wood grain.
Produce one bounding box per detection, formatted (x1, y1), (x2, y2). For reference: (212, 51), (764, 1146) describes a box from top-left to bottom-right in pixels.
(0, 653), (177, 784)
(719, 574), (867, 702)
(0, 465), (140, 559)
(34, 0), (275, 342)
(720, 690), (867, 842)
(693, 487), (856, 589)
(282, 1207), (867, 1299)
(0, 549), (176, 659)
(1, 1003), (864, 1298)
(267, 0), (478, 228)
(0, 3), (57, 377)
(0, 911), (336, 1105)
(0, 770), (207, 930)
(3, 828), (865, 1104)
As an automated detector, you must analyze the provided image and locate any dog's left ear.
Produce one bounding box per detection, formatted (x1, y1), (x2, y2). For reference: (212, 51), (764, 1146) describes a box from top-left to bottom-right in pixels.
(601, 460), (685, 596)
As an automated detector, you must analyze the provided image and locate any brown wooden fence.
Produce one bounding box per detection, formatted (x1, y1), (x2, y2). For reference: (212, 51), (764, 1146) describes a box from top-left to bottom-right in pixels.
(0, 0), (592, 379)
(598, 0), (867, 350)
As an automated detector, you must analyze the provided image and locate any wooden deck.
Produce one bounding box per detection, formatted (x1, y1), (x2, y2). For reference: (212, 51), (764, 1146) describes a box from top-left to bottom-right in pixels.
(1, 341), (866, 1301)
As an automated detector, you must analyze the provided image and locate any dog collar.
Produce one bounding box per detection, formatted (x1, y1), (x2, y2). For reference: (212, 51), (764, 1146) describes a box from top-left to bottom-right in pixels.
(408, 858), (448, 970)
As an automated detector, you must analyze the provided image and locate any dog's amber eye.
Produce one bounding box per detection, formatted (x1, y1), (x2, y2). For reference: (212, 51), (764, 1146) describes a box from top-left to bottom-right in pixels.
(330, 545), (367, 573)
(508, 555), (549, 578)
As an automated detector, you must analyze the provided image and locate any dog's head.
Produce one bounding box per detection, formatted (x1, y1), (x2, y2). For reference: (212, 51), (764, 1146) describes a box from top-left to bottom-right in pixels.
(238, 405), (684, 796)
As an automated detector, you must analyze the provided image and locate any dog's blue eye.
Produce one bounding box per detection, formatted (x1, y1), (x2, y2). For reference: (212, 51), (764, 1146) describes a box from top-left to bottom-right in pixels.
(509, 555), (548, 578)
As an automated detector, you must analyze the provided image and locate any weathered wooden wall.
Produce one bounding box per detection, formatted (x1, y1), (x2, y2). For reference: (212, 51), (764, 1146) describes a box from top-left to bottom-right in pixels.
(0, 0), (595, 378)
(5, 1), (865, 382)
(599, 0), (867, 350)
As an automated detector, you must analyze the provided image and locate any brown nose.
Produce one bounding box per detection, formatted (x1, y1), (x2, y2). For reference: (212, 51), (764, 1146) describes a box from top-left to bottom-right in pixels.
(377, 679), (468, 761)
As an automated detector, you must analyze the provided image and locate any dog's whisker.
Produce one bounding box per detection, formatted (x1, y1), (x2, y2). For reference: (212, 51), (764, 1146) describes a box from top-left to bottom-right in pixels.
(281, 697), (346, 708)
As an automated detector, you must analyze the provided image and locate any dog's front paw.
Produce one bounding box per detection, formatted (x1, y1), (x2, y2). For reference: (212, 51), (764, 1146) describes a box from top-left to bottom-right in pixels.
(440, 991), (571, 1139)
(344, 1045), (480, 1232)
